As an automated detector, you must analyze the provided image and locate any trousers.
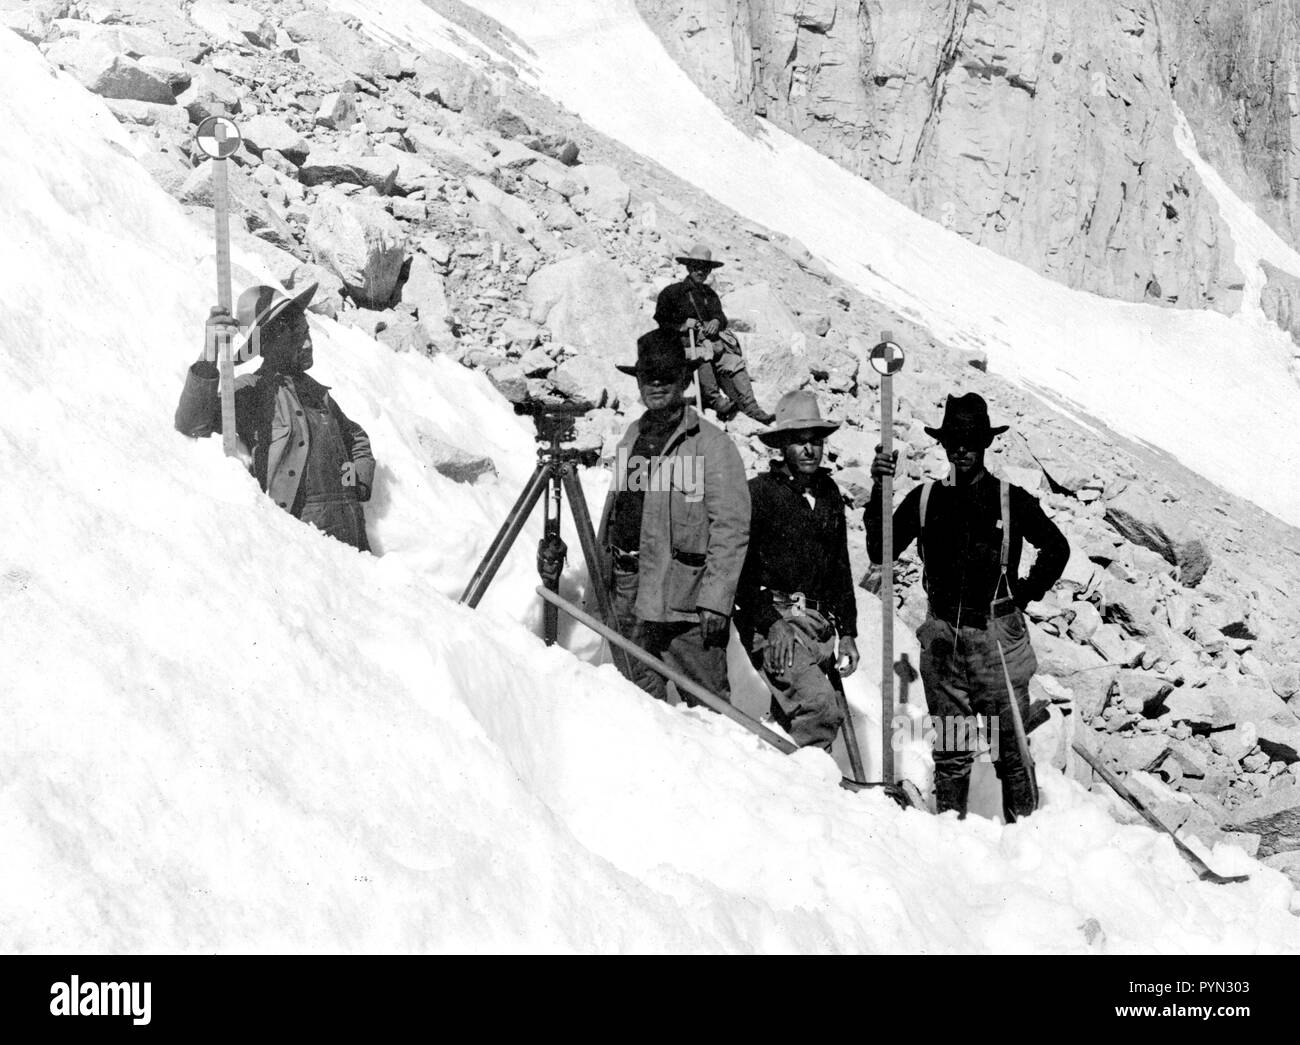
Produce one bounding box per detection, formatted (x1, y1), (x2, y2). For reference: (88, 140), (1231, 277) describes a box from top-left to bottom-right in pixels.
(610, 566), (731, 705)
(918, 605), (1038, 821)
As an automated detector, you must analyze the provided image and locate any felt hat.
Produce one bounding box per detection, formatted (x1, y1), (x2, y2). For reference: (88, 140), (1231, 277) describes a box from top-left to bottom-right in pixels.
(923, 392), (1009, 443)
(758, 390), (840, 447)
(234, 282), (317, 360)
(674, 243), (723, 269)
(616, 327), (706, 377)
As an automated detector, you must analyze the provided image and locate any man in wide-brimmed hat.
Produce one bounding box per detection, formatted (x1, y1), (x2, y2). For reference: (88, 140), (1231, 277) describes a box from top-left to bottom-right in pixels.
(867, 392), (1069, 820)
(175, 285), (376, 552)
(735, 390), (860, 752)
(596, 328), (751, 705)
(653, 242), (775, 425)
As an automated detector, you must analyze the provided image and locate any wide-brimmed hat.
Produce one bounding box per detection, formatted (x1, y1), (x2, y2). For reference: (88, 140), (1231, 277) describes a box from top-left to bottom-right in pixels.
(923, 392), (1009, 444)
(234, 282), (317, 360)
(674, 243), (724, 269)
(758, 390), (840, 447)
(616, 327), (706, 377)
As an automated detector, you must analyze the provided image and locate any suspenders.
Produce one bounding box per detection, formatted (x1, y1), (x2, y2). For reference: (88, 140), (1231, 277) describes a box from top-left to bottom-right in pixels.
(916, 478), (1011, 600)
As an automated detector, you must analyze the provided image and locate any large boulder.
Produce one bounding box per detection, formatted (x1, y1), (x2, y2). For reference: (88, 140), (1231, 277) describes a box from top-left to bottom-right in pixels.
(524, 252), (644, 360)
(175, 65), (241, 124)
(1104, 484), (1211, 587)
(45, 38), (176, 104)
(306, 190), (408, 308)
(398, 254), (454, 347)
(722, 282), (801, 338)
(240, 114), (309, 166)
(371, 144), (441, 195)
(466, 176), (544, 239)
(411, 51), (484, 112)
(299, 149), (398, 194)
(188, 1), (275, 49)
(403, 124), (494, 178)
(574, 164), (630, 222)
(178, 161), (295, 249)
(1259, 260), (1300, 347)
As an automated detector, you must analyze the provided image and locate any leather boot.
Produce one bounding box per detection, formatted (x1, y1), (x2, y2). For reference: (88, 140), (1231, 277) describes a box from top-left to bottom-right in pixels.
(933, 772), (971, 819)
(998, 762), (1038, 823)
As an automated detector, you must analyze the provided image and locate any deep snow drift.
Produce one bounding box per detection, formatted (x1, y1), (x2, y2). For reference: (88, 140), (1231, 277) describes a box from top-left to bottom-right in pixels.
(337, 0), (1300, 530)
(1, 26), (1297, 952)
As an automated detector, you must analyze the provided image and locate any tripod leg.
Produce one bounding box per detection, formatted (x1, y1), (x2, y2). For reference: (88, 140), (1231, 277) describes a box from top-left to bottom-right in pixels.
(540, 469), (564, 645)
(460, 462), (551, 607)
(562, 467), (636, 680)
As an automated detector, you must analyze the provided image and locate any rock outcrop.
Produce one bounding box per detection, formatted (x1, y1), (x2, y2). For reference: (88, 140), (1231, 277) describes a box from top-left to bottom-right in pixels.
(637, 0), (1244, 312)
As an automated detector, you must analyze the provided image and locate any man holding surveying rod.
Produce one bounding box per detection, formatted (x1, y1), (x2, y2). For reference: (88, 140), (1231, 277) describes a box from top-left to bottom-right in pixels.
(866, 392), (1069, 821)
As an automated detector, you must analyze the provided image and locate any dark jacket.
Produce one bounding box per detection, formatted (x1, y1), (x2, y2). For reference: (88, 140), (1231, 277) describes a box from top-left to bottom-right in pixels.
(654, 280), (728, 334)
(865, 471), (1069, 616)
(736, 464), (858, 644)
(174, 361), (375, 516)
(596, 406), (750, 623)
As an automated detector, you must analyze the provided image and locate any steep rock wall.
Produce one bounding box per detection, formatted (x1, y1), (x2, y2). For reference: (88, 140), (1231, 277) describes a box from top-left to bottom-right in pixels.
(638, 0), (1243, 312)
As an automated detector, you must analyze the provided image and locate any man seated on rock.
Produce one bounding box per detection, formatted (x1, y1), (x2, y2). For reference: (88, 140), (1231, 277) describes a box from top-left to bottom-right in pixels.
(595, 328), (751, 705)
(866, 393), (1069, 821)
(735, 391), (859, 752)
(175, 284), (376, 552)
(654, 243), (775, 425)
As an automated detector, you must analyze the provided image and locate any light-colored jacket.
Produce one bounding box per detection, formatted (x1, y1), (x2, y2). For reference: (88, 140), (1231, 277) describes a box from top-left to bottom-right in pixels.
(597, 407), (750, 623)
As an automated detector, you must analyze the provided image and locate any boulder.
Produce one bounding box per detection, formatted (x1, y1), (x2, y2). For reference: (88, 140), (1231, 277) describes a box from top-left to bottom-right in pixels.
(1023, 431), (1094, 494)
(103, 98), (189, 132)
(136, 56), (191, 95)
(524, 158), (581, 199)
(550, 356), (622, 408)
(466, 176), (543, 238)
(371, 144), (442, 195)
(45, 38), (175, 104)
(521, 134), (581, 166)
(178, 161), (295, 249)
(316, 90), (358, 131)
(411, 51), (483, 112)
(306, 190), (407, 308)
(1224, 786), (1300, 858)
(404, 124), (493, 177)
(239, 113), (309, 166)
(300, 149), (398, 195)
(1097, 572), (1160, 636)
(398, 254), (453, 343)
(525, 252), (643, 360)
(375, 313), (434, 354)
(574, 163), (630, 221)
(286, 263), (345, 320)
(189, 1), (275, 49)
(414, 429), (497, 483)
(723, 282), (801, 338)
(487, 363), (529, 404)
(175, 65), (242, 124)
(1259, 260), (1300, 347)
(1098, 733), (1170, 774)
(1103, 485), (1211, 587)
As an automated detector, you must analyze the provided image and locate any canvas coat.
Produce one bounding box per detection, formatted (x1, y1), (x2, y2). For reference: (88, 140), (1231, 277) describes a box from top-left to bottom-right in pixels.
(174, 361), (375, 529)
(596, 406), (750, 624)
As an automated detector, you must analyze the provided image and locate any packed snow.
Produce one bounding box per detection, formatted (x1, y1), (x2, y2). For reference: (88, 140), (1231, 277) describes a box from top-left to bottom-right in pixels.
(334, 0), (1300, 530)
(1, 21), (1298, 953)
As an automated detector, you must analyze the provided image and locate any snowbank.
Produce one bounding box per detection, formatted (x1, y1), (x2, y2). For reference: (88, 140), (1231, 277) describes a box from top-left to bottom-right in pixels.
(1, 27), (1297, 953)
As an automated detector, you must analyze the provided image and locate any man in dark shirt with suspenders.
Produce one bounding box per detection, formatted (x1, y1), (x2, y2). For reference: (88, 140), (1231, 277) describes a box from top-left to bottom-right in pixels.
(866, 393), (1069, 821)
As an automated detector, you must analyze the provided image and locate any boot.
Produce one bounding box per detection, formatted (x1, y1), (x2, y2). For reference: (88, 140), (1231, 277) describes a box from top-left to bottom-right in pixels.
(933, 772), (971, 819)
(998, 761), (1038, 823)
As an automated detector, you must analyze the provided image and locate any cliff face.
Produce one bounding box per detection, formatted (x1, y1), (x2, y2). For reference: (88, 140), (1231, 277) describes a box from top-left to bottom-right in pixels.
(638, 0), (1245, 313)
(1160, 0), (1300, 251)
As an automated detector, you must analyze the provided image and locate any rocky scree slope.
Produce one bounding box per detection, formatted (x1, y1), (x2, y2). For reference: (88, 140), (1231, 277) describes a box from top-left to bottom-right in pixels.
(10, 0), (1300, 880)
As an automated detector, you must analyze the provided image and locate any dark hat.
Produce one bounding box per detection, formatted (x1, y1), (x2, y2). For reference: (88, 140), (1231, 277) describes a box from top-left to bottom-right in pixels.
(674, 243), (724, 269)
(234, 282), (317, 361)
(616, 328), (706, 377)
(923, 392), (1009, 443)
(758, 390), (840, 447)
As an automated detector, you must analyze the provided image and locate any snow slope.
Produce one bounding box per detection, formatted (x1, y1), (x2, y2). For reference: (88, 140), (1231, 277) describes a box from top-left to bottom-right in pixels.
(337, 0), (1300, 530)
(2, 28), (1298, 952)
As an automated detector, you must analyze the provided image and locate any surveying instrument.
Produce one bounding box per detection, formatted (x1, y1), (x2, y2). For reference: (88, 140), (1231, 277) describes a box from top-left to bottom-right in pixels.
(458, 401), (633, 677)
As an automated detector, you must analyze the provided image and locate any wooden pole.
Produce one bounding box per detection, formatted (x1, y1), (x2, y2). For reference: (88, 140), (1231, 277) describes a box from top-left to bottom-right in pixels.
(213, 152), (236, 458)
(879, 360), (895, 785)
